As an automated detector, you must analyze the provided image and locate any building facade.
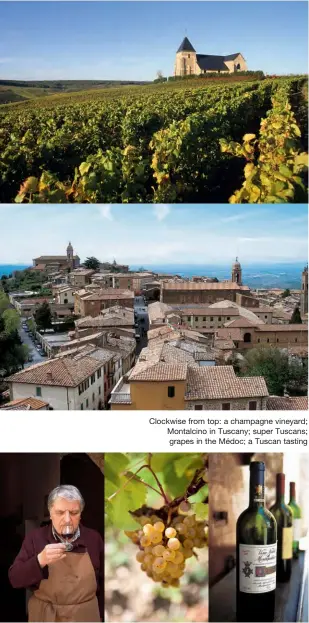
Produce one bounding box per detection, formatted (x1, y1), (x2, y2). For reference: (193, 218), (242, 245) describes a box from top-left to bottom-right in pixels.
(161, 281), (250, 305)
(174, 37), (247, 76)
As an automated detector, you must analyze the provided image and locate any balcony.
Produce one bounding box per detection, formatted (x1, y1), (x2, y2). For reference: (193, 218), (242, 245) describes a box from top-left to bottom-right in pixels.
(109, 376), (132, 405)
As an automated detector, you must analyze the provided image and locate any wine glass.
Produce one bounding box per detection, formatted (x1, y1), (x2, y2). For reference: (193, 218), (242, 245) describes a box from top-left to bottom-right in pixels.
(62, 524), (74, 551)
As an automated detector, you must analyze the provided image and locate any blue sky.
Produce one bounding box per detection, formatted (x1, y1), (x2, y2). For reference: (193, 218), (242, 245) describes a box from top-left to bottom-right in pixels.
(0, 2), (307, 80)
(0, 205), (307, 265)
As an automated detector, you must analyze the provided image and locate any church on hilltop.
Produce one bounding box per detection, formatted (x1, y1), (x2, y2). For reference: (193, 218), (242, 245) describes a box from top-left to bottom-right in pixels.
(174, 37), (247, 76)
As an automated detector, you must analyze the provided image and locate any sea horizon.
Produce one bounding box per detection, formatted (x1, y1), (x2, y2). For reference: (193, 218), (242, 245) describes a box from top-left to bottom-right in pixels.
(0, 260), (306, 289)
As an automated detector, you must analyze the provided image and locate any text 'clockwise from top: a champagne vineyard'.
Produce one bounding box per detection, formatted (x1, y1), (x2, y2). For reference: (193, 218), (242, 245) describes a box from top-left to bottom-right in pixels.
(0, 1), (308, 204)
(208, 452), (308, 623)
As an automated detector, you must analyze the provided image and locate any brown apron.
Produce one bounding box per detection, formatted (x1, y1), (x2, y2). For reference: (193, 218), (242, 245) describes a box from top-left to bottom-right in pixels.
(28, 552), (101, 622)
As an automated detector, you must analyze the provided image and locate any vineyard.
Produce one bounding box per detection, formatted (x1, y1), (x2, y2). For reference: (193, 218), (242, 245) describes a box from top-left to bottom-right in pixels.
(0, 76), (307, 203)
(105, 453), (208, 622)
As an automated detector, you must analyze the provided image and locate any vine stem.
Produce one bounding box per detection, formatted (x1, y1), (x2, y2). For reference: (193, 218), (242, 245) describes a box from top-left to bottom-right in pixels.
(146, 454), (170, 504)
(107, 464), (165, 502)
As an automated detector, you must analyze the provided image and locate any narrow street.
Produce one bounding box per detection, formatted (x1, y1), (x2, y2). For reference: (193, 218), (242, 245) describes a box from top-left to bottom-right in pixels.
(19, 320), (45, 367)
(134, 296), (149, 356)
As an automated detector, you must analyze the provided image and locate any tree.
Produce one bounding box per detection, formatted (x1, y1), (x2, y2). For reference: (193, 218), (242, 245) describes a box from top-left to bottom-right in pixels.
(0, 293), (28, 375)
(2, 309), (20, 333)
(34, 302), (52, 333)
(83, 257), (100, 271)
(289, 305), (302, 324)
(156, 70), (163, 80)
(281, 289), (291, 298)
(238, 346), (307, 396)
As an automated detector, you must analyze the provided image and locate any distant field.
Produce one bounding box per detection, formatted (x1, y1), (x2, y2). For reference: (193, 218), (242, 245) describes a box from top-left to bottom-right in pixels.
(0, 79), (150, 105)
(0, 75), (307, 204)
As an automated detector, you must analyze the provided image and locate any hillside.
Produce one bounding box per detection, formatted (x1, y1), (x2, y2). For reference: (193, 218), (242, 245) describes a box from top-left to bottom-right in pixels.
(0, 75), (307, 204)
(0, 79), (150, 105)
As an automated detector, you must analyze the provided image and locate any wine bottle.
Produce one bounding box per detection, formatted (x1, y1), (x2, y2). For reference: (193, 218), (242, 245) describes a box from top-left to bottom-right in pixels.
(288, 482), (302, 558)
(236, 462), (277, 623)
(269, 473), (293, 582)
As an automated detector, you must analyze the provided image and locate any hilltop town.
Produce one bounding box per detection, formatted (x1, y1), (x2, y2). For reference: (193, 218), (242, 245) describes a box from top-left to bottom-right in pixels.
(0, 244), (308, 411)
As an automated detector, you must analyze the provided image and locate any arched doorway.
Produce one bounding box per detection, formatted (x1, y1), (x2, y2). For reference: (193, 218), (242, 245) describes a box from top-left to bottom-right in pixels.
(244, 332), (252, 343)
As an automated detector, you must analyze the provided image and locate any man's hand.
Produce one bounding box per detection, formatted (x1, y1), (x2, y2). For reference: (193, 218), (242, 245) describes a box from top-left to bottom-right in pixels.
(37, 543), (67, 568)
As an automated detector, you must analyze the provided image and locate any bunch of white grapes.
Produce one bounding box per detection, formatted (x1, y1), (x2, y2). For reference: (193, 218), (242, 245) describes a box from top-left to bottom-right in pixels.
(125, 503), (208, 588)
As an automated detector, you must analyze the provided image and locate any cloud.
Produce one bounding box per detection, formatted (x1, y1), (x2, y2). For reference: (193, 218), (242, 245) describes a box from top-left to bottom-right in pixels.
(97, 205), (113, 221)
(221, 209), (269, 223)
(153, 205), (171, 221)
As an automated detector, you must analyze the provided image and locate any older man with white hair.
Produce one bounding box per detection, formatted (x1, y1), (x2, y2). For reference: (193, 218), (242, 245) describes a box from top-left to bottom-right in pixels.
(9, 485), (103, 622)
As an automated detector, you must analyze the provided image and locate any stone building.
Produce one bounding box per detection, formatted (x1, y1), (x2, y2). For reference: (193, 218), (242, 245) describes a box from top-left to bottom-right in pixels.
(74, 288), (134, 316)
(300, 265), (308, 315)
(32, 242), (80, 273)
(161, 281), (250, 305)
(110, 341), (268, 411)
(216, 322), (308, 350)
(174, 37), (247, 77)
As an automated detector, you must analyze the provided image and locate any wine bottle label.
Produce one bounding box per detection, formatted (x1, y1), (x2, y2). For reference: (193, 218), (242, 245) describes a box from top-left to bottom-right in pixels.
(282, 527), (293, 559)
(239, 543), (277, 594)
(293, 518), (301, 542)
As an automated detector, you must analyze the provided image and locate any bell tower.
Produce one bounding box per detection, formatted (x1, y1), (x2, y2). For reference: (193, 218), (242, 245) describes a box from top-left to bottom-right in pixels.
(66, 241), (74, 271)
(300, 265), (308, 315)
(175, 37), (197, 77)
(231, 257), (242, 286)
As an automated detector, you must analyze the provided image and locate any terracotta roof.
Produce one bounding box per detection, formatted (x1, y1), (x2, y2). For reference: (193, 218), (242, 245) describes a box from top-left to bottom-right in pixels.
(216, 328), (244, 341)
(81, 289), (134, 300)
(256, 324), (307, 332)
(15, 298), (52, 305)
(76, 312), (134, 328)
(130, 362), (187, 382)
(71, 269), (95, 276)
(148, 301), (173, 323)
(0, 397), (49, 410)
(6, 355), (105, 387)
(180, 308), (240, 317)
(224, 318), (261, 328)
(214, 338), (235, 350)
(162, 282), (249, 291)
(186, 366), (268, 400)
(267, 396), (308, 410)
(248, 307), (274, 313)
(33, 255), (79, 261)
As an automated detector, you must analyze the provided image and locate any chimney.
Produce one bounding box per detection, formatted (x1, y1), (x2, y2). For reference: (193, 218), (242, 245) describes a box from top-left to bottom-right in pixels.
(46, 372), (53, 381)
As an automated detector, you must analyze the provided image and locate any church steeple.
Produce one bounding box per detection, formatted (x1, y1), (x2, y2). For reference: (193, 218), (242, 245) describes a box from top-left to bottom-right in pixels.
(231, 257), (242, 286)
(177, 37), (196, 53)
(66, 241), (74, 270)
(175, 37), (197, 77)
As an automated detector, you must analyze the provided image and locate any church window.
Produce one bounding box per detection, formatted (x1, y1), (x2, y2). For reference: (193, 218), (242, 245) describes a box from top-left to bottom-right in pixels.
(188, 54), (190, 58)
(236, 63), (241, 70)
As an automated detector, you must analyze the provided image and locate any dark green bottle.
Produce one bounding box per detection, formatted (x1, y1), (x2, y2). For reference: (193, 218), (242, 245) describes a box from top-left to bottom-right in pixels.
(269, 473), (293, 582)
(288, 482), (302, 558)
(236, 462), (277, 622)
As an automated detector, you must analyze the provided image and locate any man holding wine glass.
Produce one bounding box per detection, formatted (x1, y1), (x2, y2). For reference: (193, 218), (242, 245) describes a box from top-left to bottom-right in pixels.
(8, 485), (103, 622)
